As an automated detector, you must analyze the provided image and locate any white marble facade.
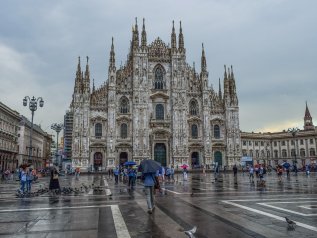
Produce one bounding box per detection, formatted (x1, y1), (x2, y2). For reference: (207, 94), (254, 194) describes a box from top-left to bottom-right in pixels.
(70, 19), (241, 171)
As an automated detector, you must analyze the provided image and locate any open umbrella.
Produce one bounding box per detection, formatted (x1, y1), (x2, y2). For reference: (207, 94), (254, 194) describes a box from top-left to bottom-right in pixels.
(140, 159), (161, 174)
(124, 161), (136, 166)
(180, 164), (189, 169)
(282, 162), (291, 169)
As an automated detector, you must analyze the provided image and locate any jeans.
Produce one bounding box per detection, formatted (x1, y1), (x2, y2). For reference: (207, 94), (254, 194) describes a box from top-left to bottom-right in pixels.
(114, 175), (119, 184)
(20, 180), (26, 193)
(144, 186), (154, 210)
(27, 180), (32, 192)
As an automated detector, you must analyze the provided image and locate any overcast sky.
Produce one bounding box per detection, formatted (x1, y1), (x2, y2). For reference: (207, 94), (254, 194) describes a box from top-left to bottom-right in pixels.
(1, 0), (316, 137)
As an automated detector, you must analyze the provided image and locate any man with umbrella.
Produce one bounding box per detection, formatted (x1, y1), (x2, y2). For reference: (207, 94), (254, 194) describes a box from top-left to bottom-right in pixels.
(140, 159), (161, 214)
(282, 162), (291, 178)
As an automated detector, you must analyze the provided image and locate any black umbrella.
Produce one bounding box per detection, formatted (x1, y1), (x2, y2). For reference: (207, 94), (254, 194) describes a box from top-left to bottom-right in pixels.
(140, 159), (161, 174)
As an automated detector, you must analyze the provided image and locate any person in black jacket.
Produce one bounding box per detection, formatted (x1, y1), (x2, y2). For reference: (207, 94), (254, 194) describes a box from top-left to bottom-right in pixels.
(49, 167), (60, 194)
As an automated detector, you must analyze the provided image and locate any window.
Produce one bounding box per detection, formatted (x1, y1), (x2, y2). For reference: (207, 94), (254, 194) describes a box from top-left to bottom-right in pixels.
(274, 150), (278, 158)
(300, 148), (305, 157)
(156, 104), (164, 120)
(95, 123), (102, 138)
(154, 66), (164, 89)
(255, 141), (258, 146)
(214, 125), (220, 139)
(261, 141), (264, 146)
(281, 141), (286, 146)
(189, 100), (199, 116)
(243, 141), (246, 146)
(291, 149), (296, 156)
(191, 124), (198, 138)
(310, 148), (315, 156)
(120, 97), (129, 113)
(242, 150), (247, 156)
(291, 140), (294, 145)
(282, 149), (287, 157)
(249, 141), (252, 146)
(256, 150), (259, 158)
(121, 123), (128, 139)
(310, 139), (314, 144)
(274, 141), (277, 147)
(300, 139), (304, 145)
(249, 150), (253, 157)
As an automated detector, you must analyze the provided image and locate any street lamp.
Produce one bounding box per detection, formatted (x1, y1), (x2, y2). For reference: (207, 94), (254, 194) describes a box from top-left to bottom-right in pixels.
(51, 123), (64, 167)
(23, 96), (44, 165)
(287, 127), (300, 165)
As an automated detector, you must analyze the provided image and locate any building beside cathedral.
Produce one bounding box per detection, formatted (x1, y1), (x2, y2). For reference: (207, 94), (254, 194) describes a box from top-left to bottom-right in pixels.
(241, 103), (317, 169)
(70, 19), (240, 171)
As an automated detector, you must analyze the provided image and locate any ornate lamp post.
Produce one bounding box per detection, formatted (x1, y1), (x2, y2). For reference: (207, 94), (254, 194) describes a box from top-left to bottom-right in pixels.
(288, 127), (300, 165)
(23, 96), (44, 165)
(51, 123), (64, 167)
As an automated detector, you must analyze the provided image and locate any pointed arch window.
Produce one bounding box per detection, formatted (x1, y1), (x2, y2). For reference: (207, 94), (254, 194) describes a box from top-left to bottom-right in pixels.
(191, 124), (198, 139)
(121, 123), (128, 139)
(189, 100), (199, 116)
(120, 97), (129, 114)
(214, 125), (220, 139)
(95, 123), (102, 138)
(154, 66), (164, 90)
(156, 104), (164, 120)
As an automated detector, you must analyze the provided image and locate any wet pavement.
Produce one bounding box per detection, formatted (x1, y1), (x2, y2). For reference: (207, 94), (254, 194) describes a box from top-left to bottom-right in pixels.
(0, 172), (316, 238)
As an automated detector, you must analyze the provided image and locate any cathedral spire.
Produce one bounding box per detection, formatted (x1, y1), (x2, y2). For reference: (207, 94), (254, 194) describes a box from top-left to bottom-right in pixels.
(224, 65), (227, 80)
(141, 18), (147, 48)
(76, 56), (81, 79)
(171, 20), (177, 51)
(219, 78), (222, 100)
(74, 56), (83, 94)
(85, 56), (90, 81)
(92, 78), (95, 92)
(178, 21), (184, 52)
(304, 101), (314, 130)
(201, 43), (207, 72)
(109, 37), (116, 72)
(133, 17), (139, 49)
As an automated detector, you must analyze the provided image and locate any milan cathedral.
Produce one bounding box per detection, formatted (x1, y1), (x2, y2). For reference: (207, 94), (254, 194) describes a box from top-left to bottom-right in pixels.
(70, 19), (241, 171)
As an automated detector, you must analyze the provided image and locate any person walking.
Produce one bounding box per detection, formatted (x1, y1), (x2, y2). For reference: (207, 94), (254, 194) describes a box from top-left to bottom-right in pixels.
(26, 167), (34, 193)
(249, 165), (254, 182)
(19, 167), (27, 193)
(114, 166), (119, 184)
(75, 167), (80, 180)
(277, 165), (283, 183)
(170, 166), (175, 182)
(233, 164), (238, 184)
(143, 171), (157, 214)
(49, 167), (61, 194)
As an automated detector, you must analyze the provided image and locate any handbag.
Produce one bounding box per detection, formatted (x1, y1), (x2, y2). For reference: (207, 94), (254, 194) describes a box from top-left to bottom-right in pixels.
(53, 174), (58, 180)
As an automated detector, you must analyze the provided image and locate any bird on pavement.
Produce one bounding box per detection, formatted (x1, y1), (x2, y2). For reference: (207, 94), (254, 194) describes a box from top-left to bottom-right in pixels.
(190, 192), (194, 197)
(184, 226), (197, 238)
(285, 217), (296, 230)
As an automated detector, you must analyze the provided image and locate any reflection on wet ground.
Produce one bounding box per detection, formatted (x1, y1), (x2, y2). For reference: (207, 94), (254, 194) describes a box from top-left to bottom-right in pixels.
(0, 172), (316, 237)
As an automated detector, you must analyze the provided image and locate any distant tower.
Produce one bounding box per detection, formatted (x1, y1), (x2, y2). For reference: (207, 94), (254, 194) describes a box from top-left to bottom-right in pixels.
(304, 102), (314, 130)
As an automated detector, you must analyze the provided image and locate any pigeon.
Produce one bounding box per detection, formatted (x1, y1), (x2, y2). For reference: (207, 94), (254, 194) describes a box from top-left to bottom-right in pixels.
(191, 193), (194, 197)
(285, 217), (296, 230)
(184, 226), (197, 238)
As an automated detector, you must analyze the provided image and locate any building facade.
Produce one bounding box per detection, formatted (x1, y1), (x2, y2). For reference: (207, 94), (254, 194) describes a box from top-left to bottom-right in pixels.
(0, 102), (20, 171)
(18, 116), (52, 169)
(241, 103), (317, 168)
(63, 110), (73, 160)
(70, 20), (241, 171)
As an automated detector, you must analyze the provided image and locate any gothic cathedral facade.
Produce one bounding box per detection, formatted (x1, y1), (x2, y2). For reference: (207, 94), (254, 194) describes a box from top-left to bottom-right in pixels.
(70, 19), (241, 171)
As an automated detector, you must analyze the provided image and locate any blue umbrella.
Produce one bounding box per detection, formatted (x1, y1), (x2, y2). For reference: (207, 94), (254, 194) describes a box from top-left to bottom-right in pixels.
(282, 162), (291, 169)
(124, 161), (136, 166)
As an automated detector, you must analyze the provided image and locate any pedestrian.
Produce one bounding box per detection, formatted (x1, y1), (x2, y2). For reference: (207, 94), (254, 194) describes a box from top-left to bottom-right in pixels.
(215, 164), (219, 181)
(19, 167), (27, 193)
(143, 171), (157, 214)
(128, 166), (136, 188)
(49, 167), (61, 194)
(114, 166), (119, 184)
(202, 164), (206, 176)
(26, 167), (34, 193)
(161, 166), (165, 181)
(75, 167), (80, 180)
(306, 164), (310, 176)
(233, 164), (238, 184)
(170, 165), (175, 182)
(293, 164), (298, 175)
(183, 167), (188, 181)
(277, 165), (283, 183)
(249, 165), (254, 182)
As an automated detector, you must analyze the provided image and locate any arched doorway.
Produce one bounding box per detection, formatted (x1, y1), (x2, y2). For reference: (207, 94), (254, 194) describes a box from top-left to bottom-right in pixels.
(119, 152), (128, 166)
(191, 152), (200, 168)
(154, 143), (166, 167)
(214, 151), (222, 166)
(94, 152), (103, 171)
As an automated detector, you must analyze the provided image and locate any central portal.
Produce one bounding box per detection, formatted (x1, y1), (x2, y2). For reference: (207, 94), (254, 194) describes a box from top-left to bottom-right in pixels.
(154, 143), (167, 167)
(119, 152), (128, 166)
